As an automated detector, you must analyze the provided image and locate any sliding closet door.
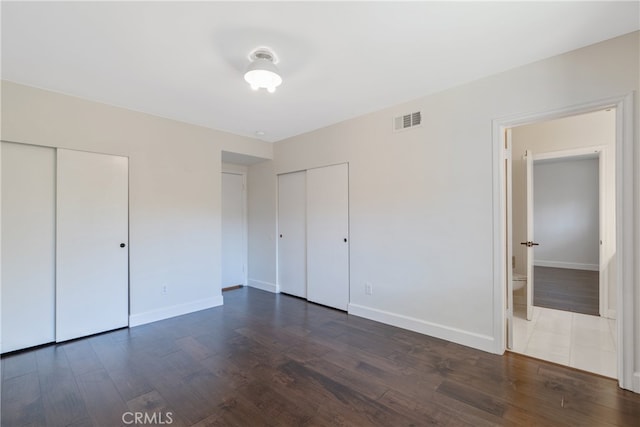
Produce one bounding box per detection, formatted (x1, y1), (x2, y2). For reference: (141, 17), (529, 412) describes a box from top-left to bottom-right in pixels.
(1, 142), (56, 353)
(306, 163), (349, 310)
(56, 149), (129, 342)
(278, 171), (307, 297)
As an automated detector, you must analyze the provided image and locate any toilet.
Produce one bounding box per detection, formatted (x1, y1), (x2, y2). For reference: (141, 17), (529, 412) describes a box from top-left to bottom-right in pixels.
(513, 272), (527, 291)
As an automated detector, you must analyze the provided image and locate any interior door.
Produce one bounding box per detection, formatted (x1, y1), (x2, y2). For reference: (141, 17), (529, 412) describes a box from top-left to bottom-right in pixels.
(505, 130), (514, 349)
(221, 172), (246, 288)
(1, 142), (56, 353)
(278, 171), (307, 297)
(56, 149), (129, 342)
(306, 163), (349, 310)
(524, 149), (536, 321)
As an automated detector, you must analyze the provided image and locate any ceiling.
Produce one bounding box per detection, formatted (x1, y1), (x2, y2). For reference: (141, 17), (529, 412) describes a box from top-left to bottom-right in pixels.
(2, 2), (638, 143)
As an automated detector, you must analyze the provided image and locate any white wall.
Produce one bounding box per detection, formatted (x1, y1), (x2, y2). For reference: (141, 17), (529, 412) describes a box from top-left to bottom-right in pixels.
(1, 81), (272, 327)
(248, 32), (639, 357)
(247, 160), (278, 292)
(533, 157), (599, 270)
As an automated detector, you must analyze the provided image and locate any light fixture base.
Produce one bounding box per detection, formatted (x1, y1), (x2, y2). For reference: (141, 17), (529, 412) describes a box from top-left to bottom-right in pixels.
(244, 47), (282, 93)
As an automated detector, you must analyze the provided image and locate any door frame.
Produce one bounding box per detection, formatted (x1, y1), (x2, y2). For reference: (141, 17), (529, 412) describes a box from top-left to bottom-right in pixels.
(492, 93), (635, 391)
(531, 146), (608, 317)
(221, 167), (248, 288)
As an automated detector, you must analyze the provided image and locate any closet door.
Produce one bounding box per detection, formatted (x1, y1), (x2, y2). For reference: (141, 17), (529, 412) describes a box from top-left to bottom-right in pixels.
(221, 172), (246, 288)
(56, 149), (129, 342)
(1, 142), (56, 353)
(306, 163), (349, 310)
(278, 171), (307, 297)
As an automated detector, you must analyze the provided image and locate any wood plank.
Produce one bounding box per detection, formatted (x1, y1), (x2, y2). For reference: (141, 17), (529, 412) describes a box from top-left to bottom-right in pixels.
(35, 345), (92, 426)
(2, 287), (638, 426)
(75, 369), (129, 426)
(1, 351), (38, 380)
(1, 372), (46, 426)
(534, 266), (599, 315)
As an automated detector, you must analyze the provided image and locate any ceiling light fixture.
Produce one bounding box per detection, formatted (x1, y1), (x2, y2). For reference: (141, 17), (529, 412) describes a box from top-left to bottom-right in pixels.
(244, 48), (282, 93)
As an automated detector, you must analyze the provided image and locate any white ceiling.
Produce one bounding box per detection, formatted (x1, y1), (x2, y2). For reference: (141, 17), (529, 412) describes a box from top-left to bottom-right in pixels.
(2, 1), (638, 143)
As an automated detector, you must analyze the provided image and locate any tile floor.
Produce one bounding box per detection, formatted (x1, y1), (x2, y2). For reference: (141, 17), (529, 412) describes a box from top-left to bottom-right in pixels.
(510, 304), (617, 378)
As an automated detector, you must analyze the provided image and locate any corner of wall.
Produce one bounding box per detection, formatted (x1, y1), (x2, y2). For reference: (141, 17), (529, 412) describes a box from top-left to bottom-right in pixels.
(248, 279), (279, 293)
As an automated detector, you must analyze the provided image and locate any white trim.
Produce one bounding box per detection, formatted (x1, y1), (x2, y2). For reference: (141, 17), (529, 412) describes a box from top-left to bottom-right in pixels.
(248, 278), (279, 293)
(619, 92), (636, 392)
(129, 296), (223, 327)
(492, 93), (636, 392)
(349, 303), (496, 354)
(532, 146), (606, 161)
(533, 260), (599, 271)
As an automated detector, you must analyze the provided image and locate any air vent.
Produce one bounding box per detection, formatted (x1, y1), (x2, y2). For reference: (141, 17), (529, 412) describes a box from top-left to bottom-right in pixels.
(393, 111), (422, 132)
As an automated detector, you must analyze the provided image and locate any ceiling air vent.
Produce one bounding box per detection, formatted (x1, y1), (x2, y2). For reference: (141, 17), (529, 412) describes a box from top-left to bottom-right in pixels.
(393, 111), (422, 132)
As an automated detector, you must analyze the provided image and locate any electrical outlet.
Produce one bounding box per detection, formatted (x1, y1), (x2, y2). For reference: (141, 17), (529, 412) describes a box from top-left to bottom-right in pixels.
(162, 285), (168, 295)
(365, 282), (373, 296)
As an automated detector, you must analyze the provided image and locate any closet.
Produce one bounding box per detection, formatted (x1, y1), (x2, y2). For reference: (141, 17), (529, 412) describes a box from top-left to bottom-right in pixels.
(277, 163), (349, 310)
(1, 143), (129, 353)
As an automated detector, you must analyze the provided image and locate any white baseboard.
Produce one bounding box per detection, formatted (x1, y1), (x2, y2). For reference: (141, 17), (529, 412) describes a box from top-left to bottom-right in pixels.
(248, 279), (278, 293)
(129, 296), (223, 327)
(348, 303), (497, 354)
(534, 260), (599, 271)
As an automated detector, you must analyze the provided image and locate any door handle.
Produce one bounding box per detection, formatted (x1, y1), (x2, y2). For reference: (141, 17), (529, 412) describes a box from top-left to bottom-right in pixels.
(120, 243), (126, 248)
(520, 241), (539, 247)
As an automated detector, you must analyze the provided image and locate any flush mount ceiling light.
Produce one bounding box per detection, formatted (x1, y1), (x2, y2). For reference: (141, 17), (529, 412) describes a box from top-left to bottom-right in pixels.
(244, 48), (282, 93)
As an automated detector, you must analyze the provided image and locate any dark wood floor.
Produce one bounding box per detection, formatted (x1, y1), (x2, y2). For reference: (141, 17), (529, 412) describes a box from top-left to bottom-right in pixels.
(534, 266), (600, 315)
(3, 287), (639, 426)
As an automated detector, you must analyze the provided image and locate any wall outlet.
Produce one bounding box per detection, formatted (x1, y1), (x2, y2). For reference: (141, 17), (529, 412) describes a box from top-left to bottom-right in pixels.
(162, 285), (168, 295)
(365, 282), (373, 296)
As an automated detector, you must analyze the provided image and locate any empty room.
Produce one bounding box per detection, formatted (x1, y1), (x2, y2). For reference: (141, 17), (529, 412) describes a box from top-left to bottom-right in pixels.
(2, 2), (640, 426)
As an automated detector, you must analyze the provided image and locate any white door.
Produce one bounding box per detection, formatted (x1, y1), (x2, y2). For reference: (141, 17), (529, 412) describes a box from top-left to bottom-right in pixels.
(56, 149), (129, 342)
(523, 149), (537, 321)
(306, 163), (349, 310)
(278, 171), (307, 298)
(505, 131), (514, 349)
(221, 172), (246, 288)
(1, 142), (56, 353)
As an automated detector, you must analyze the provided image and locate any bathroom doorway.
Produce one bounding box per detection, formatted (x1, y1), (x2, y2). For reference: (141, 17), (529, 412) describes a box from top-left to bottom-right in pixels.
(507, 109), (617, 378)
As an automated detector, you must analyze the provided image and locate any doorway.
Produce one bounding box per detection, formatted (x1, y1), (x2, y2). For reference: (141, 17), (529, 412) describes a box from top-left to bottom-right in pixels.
(503, 109), (617, 378)
(221, 170), (247, 290)
(531, 153), (601, 317)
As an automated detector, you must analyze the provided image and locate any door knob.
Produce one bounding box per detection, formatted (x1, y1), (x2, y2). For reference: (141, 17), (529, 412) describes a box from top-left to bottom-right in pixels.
(519, 241), (539, 247)
(344, 238), (347, 242)
(120, 243), (126, 248)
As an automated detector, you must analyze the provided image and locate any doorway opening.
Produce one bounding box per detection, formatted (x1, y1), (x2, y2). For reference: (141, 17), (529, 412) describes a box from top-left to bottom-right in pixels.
(221, 166), (248, 291)
(507, 110), (616, 377)
(506, 109), (616, 377)
(494, 93), (636, 390)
